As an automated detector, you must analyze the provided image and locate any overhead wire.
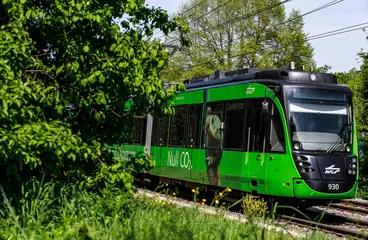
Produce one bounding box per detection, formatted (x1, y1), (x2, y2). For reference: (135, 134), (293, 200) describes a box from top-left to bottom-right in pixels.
(152, 0), (208, 38)
(164, 0), (292, 45)
(306, 21), (368, 40)
(184, 21), (368, 71)
(185, 0), (344, 47)
(155, 0), (235, 40)
(192, 0), (234, 22)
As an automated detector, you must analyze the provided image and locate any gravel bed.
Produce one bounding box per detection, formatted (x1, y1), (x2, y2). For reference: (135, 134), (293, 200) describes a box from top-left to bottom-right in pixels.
(347, 198), (368, 205)
(334, 223), (368, 234)
(137, 189), (350, 240)
(309, 205), (368, 223)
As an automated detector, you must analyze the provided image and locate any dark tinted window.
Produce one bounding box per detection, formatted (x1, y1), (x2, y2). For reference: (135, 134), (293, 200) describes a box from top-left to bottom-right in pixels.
(251, 100), (268, 152)
(132, 117), (146, 145)
(158, 116), (168, 146)
(170, 107), (187, 146)
(269, 103), (285, 152)
(203, 104), (223, 148)
(187, 105), (202, 148)
(288, 88), (346, 102)
(225, 101), (245, 149)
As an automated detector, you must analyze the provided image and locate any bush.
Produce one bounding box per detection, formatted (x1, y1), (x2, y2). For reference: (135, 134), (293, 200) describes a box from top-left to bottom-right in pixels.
(242, 194), (268, 218)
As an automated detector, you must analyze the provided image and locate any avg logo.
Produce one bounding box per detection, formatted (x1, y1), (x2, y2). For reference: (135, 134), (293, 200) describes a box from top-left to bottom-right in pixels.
(325, 165), (340, 174)
(246, 86), (255, 94)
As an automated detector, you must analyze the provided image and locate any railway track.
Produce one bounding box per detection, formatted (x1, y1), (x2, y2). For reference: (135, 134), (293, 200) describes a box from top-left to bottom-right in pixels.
(332, 201), (368, 214)
(278, 214), (368, 239)
(279, 200), (368, 239)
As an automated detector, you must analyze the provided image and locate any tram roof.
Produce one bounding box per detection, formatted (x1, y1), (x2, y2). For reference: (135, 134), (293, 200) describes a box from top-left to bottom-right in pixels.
(184, 68), (339, 90)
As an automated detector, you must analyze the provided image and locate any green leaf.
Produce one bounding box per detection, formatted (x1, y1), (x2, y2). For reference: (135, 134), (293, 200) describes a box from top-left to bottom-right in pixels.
(83, 46), (90, 53)
(99, 74), (105, 83)
(25, 10), (31, 19)
(157, 60), (165, 68)
(110, 44), (117, 52)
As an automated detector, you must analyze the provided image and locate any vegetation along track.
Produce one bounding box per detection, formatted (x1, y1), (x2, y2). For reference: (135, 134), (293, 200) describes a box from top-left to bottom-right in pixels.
(136, 180), (368, 239)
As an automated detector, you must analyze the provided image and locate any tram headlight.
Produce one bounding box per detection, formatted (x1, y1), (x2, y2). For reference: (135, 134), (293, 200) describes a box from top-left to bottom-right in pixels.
(293, 142), (302, 150)
(346, 144), (352, 152)
(350, 164), (356, 169)
(348, 170), (356, 175)
(352, 157), (357, 164)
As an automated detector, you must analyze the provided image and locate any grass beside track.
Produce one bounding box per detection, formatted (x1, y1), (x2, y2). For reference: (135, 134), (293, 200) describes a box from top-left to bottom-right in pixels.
(0, 182), (329, 240)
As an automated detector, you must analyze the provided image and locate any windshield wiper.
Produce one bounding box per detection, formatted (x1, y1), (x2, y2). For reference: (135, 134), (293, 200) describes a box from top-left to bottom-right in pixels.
(325, 123), (352, 154)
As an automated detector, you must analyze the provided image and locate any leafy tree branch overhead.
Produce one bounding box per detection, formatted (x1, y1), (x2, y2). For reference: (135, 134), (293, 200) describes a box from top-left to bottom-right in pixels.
(0, 0), (189, 190)
(161, 0), (323, 82)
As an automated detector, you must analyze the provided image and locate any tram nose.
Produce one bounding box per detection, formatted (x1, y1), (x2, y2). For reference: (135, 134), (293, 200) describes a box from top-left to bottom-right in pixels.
(293, 154), (357, 181)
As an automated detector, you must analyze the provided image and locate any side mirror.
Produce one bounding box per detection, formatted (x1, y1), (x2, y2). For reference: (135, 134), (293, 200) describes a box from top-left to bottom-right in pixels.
(262, 101), (269, 114)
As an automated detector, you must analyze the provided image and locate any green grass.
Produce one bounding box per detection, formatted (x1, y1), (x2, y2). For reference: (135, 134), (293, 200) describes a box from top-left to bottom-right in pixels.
(0, 181), (329, 240)
(357, 181), (368, 199)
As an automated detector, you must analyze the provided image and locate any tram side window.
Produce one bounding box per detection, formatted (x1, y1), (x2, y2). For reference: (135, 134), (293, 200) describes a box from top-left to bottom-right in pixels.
(158, 116), (168, 146)
(225, 101), (245, 149)
(131, 117), (146, 145)
(203, 104), (223, 148)
(187, 105), (202, 148)
(269, 104), (285, 152)
(170, 106), (187, 146)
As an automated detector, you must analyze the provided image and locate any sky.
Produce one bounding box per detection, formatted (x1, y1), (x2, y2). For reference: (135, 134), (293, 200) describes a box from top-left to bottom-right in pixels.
(145, 0), (368, 73)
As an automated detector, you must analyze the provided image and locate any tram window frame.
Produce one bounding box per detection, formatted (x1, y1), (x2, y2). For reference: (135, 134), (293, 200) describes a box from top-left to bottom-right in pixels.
(151, 116), (159, 146)
(246, 99), (269, 153)
(131, 116), (147, 145)
(268, 103), (286, 153)
(187, 104), (203, 149)
(169, 106), (187, 147)
(224, 100), (246, 151)
(202, 102), (224, 149)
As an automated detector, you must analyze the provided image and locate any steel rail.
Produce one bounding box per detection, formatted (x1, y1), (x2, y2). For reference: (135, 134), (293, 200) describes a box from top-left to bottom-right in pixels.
(329, 203), (368, 215)
(279, 215), (368, 239)
(342, 199), (368, 208)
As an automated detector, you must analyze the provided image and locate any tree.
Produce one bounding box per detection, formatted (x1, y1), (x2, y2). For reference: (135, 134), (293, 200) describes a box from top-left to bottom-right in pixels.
(0, 0), (188, 192)
(336, 34), (368, 196)
(161, 0), (316, 82)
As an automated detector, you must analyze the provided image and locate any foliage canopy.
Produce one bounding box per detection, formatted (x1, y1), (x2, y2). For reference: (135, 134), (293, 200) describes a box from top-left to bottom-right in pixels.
(336, 33), (368, 196)
(161, 0), (317, 82)
(0, 0), (188, 192)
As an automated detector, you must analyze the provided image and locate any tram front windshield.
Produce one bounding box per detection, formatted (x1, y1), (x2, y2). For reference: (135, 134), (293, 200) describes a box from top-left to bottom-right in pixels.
(286, 88), (352, 152)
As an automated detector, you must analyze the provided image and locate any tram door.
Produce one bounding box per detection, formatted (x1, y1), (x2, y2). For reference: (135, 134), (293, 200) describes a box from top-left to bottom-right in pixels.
(248, 99), (268, 178)
(186, 105), (202, 181)
(151, 116), (169, 175)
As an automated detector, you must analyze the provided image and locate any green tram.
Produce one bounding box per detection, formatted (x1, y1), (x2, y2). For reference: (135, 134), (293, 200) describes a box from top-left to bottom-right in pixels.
(116, 68), (359, 201)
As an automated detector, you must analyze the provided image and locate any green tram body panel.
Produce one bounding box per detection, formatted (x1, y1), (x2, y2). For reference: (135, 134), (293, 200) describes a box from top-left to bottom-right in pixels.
(113, 78), (358, 200)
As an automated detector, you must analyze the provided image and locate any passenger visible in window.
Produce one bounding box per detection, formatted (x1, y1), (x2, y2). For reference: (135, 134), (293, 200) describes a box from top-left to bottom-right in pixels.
(204, 106), (223, 186)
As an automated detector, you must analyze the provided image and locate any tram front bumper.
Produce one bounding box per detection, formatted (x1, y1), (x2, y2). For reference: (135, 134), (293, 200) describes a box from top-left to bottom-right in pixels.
(293, 179), (358, 199)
